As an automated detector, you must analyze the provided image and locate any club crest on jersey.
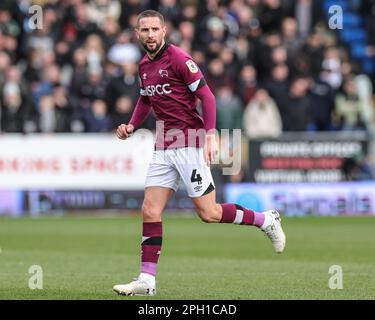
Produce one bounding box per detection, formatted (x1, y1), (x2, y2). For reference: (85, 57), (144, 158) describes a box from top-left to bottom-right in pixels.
(159, 69), (168, 78)
(185, 59), (198, 74)
(142, 73), (147, 80)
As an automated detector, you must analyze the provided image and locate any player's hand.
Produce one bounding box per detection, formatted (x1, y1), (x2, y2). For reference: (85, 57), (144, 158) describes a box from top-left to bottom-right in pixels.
(116, 124), (134, 140)
(204, 133), (218, 166)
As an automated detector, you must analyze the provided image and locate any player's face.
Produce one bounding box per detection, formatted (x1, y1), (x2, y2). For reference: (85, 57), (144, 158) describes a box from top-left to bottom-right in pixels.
(136, 17), (166, 54)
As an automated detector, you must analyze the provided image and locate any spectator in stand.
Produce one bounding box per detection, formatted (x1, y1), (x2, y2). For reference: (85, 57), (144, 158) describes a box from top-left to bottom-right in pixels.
(247, 15), (263, 48)
(206, 58), (233, 93)
(0, 51), (11, 87)
(105, 61), (139, 112)
(270, 46), (288, 70)
(243, 88), (282, 138)
(33, 63), (62, 107)
(215, 1), (241, 40)
(72, 2), (100, 45)
(237, 64), (258, 105)
(168, 19), (194, 52)
(259, 0), (283, 33)
(257, 32), (282, 79)
(111, 95), (133, 129)
(55, 40), (73, 80)
(320, 47), (343, 91)
(226, 0), (253, 37)
(119, 0), (147, 30)
(334, 78), (367, 131)
(111, 92), (158, 131)
(24, 49), (47, 84)
(201, 16), (228, 59)
(86, 0), (121, 28)
(306, 76), (335, 131)
(294, 0), (314, 38)
(233, 34), (255, 65)
(215, 85), (243, 131)
(100, 16), (121, 49)
(191, 49), (207, 74)
(180, 1), (198, 23)
(0, 65), (34, 132)
(83, 99), (112, 132)
(218, 47), (239, 83)
(70, 48), (88, 98)
(277, 77), (313, 131)
(177, 20), (196, 44)
(0, 5), (21, 62)
(69, 47), (88, 123)
(296, 31), (324, 78)
(1, 79), (25, 132)
(107, 30), (141, 66)
(84, 33), (106, 71)
(157, 0), (181, 28)
(347, 63), (375, 131)
(52, 85), (72, 132)
(38, 95), (57, 133)
(281, 17), (303, 62)
(0, 6), (20, 41)
(264, 63), (290, 103)
(77, 66), (107, 110)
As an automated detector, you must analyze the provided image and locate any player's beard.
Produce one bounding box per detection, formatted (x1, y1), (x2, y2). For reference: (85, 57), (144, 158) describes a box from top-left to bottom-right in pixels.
(142, 39), (162, 54)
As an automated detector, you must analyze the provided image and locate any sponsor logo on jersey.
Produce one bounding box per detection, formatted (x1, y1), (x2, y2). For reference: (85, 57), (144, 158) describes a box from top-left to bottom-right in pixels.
(185, 59), (199, 73)
(159, 69), (168, 78)
(141, 84), (172, 96)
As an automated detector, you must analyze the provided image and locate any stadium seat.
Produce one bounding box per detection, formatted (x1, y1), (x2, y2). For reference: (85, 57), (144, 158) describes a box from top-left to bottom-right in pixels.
(340, 29), (367, 42)
(361, 57), (375, 74)
(323, 0), (349, 12)
(342, 13), (362, 28)
(351, 43), (367, 59)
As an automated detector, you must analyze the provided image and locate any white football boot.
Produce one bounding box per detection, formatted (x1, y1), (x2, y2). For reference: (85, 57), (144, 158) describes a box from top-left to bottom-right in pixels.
(113, 276), (156, 296)
(261, 210), (286, 253)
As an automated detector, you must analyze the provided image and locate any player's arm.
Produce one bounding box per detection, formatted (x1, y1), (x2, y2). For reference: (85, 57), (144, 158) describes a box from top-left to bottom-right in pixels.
(193, 82), (217, 166)
(116, 95), (151, 140)
(174, 55), (218, 165)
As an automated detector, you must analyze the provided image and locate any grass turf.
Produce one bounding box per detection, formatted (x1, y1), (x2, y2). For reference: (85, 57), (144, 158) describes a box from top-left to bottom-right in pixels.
(0, 214), (374, 300)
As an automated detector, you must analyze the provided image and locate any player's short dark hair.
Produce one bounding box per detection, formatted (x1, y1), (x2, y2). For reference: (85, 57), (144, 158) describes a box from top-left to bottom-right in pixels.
(136, 10), (165, 28)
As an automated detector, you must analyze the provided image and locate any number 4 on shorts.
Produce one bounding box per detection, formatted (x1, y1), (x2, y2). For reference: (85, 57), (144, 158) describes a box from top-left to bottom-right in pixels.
(191, 169), (202, 185)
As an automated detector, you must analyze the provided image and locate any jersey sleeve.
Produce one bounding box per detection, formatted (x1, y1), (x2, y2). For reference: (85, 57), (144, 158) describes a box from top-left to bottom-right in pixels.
(129, 70), (152, 129)
(173, 52), (206, 93)
(129, 95), (152, 129)
(138, 70), (146, 96)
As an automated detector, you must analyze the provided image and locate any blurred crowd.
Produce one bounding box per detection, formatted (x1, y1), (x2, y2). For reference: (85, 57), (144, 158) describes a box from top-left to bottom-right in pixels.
(0, 0), (375, 138)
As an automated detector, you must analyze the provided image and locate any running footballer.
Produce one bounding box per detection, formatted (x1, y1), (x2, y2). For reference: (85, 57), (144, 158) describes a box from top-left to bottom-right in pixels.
(113, 10), (286, 296)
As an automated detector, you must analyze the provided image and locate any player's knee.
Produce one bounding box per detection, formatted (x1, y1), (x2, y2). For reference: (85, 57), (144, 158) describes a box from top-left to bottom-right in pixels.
(142, 202), (161, 222)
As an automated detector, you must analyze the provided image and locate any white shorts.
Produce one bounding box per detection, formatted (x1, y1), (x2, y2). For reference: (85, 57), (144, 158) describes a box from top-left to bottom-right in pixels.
(145, 147), (215, 198)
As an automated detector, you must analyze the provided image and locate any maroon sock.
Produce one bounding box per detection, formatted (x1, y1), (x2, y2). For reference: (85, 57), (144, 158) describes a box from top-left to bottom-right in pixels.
(141, 222), (162, 276)
(220, 203), (264, 227)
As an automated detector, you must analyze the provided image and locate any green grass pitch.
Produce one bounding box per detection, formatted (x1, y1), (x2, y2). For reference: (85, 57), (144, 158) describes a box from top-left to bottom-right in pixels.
(0, 214), (374, 300)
